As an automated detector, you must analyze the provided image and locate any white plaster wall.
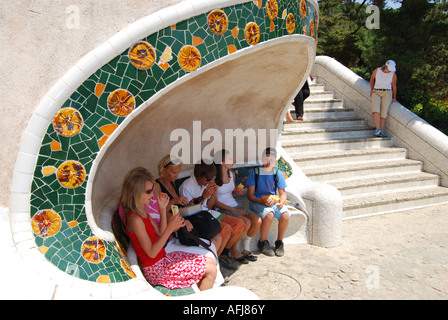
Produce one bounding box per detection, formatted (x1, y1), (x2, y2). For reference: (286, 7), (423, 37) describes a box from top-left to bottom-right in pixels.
(0, 0), (184, 207)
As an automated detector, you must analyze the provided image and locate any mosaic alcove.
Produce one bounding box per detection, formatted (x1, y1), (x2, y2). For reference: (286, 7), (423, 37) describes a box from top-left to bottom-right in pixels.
(13, 0), (318, 285)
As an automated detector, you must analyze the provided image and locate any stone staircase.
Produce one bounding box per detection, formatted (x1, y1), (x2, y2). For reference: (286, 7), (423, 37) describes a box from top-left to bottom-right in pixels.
(282, 80), (448, 219)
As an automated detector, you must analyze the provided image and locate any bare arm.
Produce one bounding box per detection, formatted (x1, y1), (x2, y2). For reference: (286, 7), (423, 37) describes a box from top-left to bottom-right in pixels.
(392, 73), (398, 102)
(127, 214), (184, 259)
(370, 69), (377, 97)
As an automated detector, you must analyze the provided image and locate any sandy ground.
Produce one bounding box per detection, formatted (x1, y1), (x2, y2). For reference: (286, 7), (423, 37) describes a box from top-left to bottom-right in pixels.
(223, 203), (448, 300)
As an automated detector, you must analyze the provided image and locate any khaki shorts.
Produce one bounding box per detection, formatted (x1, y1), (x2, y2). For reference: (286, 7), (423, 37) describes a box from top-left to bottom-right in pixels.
(371, 89), (392, 118)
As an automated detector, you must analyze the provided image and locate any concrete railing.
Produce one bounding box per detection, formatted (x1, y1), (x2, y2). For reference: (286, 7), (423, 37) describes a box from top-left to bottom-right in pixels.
(312, 55), (448, 187)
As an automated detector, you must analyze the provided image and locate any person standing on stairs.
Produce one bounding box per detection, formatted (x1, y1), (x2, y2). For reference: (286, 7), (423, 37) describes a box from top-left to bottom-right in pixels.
(370, 60), (398, 138)
(286, 77), (311, 122)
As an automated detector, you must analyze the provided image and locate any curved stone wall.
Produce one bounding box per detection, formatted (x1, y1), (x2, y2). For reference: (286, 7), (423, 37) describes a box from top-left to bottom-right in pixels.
(9, 0), (319, 296)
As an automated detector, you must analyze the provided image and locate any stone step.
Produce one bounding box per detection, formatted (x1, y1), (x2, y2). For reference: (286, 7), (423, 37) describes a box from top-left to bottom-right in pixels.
(302, 99), (344, 110)
(343, 186), (448, 219)
(309, 83), (325, 92)
(281, 125), (376, 141)
(289, 147), (407, 167)
(283, 117), (368, 130)
(294, 108), (358, 121)
(282, 136), (395, 153)
(307, 91), (334, 100)
(302, 158), (422, 182)
(328, 171), (441, 197)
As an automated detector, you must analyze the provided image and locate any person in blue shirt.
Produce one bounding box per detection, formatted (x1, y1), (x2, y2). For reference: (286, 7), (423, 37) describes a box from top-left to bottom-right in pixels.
(246, 148), (289, 256)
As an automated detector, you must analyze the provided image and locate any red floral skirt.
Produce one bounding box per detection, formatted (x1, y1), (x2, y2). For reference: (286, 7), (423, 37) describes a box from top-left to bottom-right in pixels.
(142, 251), (207, 289)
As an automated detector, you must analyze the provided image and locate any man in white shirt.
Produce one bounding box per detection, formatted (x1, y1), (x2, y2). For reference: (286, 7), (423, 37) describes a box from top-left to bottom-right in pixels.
(180, 161), (246, 269)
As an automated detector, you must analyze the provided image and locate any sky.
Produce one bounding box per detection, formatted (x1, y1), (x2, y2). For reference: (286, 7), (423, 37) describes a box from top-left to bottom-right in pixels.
(355, 0), (402, 9)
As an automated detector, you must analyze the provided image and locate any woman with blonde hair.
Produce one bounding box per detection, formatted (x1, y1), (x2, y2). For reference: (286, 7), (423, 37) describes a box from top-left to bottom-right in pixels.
(120, 167), (217, 291)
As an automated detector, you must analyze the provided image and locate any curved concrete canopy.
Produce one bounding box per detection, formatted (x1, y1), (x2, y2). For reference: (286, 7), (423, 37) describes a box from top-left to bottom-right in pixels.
(90, 35), (315, 223)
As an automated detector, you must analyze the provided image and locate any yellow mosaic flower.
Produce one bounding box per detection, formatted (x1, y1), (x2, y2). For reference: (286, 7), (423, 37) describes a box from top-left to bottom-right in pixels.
(32, 209), (62, 238)
(208, 9), (229, 35)
(266, 0), (279, 21)
(57, 160), (86, 188)
(300, 0), (307, 19)
(129, 41), (156, 70)
(178, 45), (201, 72)
(81, 237), (106, 264)
(245, 22), (261, 45)
(107, 89), (135, 117)
(53, 107), (83, 137)
(286, 13), (296, 34)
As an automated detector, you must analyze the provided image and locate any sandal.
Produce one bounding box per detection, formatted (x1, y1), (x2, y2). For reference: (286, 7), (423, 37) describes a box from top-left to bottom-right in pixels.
(235, 256), (249, 264)
(243, 252), (258, 262)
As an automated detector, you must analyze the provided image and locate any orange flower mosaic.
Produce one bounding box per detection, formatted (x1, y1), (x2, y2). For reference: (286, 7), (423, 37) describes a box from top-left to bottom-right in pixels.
(129, 41), (156, 70)
(245, 22), (261, 45)
(81, 237), (106, 264)
(266, 0), (279, 21)
(310, 19), (315, 38)
(286, 13), (296, 34)
(121, 259), (137, 278)
(208, 9), (229, 35)
(53, 107), (83, 137)
(178, 45), (201, 72)
(300, 0), (307, 19)
(32, 209), (62, 238)
(107, 89), (135, 117)
(57, 160), (86, 188)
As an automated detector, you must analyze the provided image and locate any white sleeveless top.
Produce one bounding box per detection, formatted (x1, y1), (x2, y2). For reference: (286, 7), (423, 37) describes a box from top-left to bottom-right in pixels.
(374, 68), (394, 90)
(217, 171), (239, 207)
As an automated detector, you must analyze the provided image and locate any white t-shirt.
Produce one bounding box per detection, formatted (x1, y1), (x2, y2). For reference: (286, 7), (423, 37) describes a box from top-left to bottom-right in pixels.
(374, 68), (394, 90)
(179, 175), (209, 211)
(216, 171), (238, 207)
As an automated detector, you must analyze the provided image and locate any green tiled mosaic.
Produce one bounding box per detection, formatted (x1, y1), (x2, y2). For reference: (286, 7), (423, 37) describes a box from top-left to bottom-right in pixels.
(30, 0), (318, 285)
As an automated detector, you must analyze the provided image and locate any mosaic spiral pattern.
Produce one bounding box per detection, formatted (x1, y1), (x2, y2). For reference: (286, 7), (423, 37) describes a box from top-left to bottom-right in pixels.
(30, 0), (318, 283)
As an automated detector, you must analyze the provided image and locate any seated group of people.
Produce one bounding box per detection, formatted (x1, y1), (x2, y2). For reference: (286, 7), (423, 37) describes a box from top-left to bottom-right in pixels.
(118, 148), (291, 291)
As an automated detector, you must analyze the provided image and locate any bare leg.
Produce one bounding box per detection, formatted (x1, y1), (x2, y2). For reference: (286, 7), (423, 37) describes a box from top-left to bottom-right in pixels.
(197, 257), (217, 291)
(277, 212), (290, 242)
(259, 212), (274, 242)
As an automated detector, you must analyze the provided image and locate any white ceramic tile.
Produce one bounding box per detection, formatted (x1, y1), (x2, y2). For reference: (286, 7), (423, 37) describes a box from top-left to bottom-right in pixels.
(26, 113), (50, 140)
(140, 14), (164, 35)
(13, 152), (37, 175)
(34, 95), (59, 121)
(108, 31), (133, 55)
(189, 0), (212, 15)
(157, 6), (180, 29)
(10, 220), (31, 235)
(124, 20), (149, 44)
(175, 1), (195, 22)
(19, 131), (42, 156)
(10, 171), (33, 194)
(91, 41), (117, 67)
(46, 80), (73, 107)
(8, 211), (29, 224)
(76, 52), (102, 77)
(90, 283), (112, 299)
(60, 65), (86, 91)
(12, 231), (34, 245)
(9, 193), (30, 216)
